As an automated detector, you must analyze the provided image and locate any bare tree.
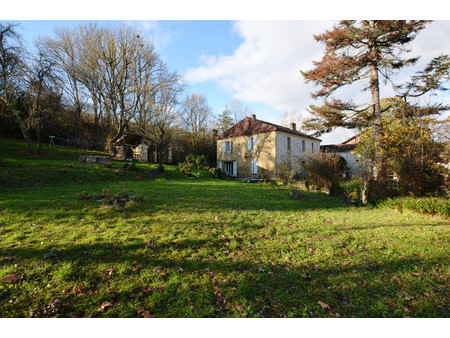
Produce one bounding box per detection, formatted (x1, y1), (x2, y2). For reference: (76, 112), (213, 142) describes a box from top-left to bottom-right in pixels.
(227, 98), (253, 123)
(42, 23), (168, 145)
(179, 93), (213, 150)
(278, 109), (305, 130)
(23, 50), (58, 155)
(0, 22), (36, 153)
(137, 72), (184, 172)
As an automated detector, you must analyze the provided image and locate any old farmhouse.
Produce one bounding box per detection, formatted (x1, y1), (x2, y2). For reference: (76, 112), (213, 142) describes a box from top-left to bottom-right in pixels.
(217, 114), (321, 179)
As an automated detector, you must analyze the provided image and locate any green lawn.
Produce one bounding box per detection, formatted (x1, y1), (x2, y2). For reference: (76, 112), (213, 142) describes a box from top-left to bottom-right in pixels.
(0, 138), (448, 317)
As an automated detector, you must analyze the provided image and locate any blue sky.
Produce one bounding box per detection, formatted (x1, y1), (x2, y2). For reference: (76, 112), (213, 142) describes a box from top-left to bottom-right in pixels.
(9, 19), (450, 144)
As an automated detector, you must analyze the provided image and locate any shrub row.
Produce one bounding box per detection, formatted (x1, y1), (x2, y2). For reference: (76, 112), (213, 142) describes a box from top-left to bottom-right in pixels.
(379, 196), (450, 217)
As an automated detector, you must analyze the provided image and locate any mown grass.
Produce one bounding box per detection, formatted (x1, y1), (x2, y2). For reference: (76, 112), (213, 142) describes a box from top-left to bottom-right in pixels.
(0, 138), (448, 318)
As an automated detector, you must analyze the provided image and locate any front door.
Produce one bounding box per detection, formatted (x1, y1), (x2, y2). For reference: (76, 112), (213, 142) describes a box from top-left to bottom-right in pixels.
(223, 161), (237, 177)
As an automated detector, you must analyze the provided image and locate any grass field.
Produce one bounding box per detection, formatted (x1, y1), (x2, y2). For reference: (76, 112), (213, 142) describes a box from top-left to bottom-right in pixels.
(0, 138), (448, 318)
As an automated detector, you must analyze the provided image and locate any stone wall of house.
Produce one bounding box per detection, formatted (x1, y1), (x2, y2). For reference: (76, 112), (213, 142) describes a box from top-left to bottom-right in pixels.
(274, 131), (321, 176)
(217, 131), (276, 178)
(340, 151), (361, 178)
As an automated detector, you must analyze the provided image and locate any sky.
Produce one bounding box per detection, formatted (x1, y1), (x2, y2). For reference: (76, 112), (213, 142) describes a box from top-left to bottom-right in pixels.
(4, 2), (450, 144)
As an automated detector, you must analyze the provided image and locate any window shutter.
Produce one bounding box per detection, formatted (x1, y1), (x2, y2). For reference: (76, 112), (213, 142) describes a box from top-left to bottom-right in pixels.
(222, 141), (225, 152)
(218, 161), (222, 170)
(230, 141), (233, 153)
(248, 137), (252, 151)
(253, 136), (257, 149)
(233, 161), (237, 177)
(251, 160), (257, 174)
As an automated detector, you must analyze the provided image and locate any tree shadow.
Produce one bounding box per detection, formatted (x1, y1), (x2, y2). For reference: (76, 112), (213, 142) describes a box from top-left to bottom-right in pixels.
(1, 241), (447, 318)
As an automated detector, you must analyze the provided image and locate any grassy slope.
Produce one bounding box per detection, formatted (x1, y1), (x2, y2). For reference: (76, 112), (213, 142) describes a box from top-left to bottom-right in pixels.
(0, 138), (448, 318)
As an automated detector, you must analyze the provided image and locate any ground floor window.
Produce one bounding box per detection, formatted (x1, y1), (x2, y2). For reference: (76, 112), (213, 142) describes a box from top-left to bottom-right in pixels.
(224, 161), (234, 176)
(251, 160), (257, 174)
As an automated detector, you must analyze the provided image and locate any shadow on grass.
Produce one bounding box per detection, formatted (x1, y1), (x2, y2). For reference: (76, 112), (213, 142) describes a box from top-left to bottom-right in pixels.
(1, 241), (447, 318)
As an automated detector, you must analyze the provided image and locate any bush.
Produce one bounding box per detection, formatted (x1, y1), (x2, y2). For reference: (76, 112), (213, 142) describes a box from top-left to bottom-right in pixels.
(304, 153), (345, 196)
(178, 154), (210, 177)
(380, 196), (449, 216)
(278, 161), (294, 182)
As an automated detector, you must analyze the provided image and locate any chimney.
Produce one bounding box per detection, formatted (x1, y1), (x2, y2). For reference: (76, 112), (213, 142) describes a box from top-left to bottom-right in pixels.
(290, 122), (296, 131)
(251, 114), (256, 120)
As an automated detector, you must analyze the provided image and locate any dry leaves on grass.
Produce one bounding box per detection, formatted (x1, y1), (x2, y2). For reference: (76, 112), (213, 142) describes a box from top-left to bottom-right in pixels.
(2, 274), (20, 283)
(107, 267), (117, 277)
(318, 301), (330, 310)
(136, 307), (155, 318)
(97, 302), (113, 312)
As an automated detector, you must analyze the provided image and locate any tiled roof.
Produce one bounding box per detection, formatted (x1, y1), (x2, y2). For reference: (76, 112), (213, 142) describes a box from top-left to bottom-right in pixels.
(217, 116), (321, 141)
(320, 144), (357, 153)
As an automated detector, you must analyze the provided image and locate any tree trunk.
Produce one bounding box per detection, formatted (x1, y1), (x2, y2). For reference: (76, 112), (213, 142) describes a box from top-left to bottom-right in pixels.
(369, 20), (385, 182)
(36, 127), (42, 156)
(13, 112), (34, 155)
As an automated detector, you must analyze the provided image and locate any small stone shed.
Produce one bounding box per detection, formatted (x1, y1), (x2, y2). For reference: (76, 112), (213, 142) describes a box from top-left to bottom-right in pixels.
(114, 131), (151, 162)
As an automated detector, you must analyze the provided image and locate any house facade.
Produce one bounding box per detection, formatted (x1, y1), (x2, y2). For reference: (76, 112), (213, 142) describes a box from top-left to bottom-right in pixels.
(216, 114), (321, 178)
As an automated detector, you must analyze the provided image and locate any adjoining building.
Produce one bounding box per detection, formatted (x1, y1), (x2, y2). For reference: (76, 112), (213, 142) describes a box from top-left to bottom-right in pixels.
(320, 134), (361, 178)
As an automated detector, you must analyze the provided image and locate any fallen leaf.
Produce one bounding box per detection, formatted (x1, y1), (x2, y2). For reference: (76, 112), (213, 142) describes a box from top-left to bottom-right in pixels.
(5, 256), (17, 261)
(97, 302), (113, 312)
(142, 287), (154, 295)
(2, 274), (19, 283)
(146, 241), (155, 248)
(73, 285), (85, 294)
(142, 311), (155, 318)
(107, 267), (117, 277)
(301, 273), (311, 278)
(401, 291), (414, 300)
(318, 301), (330, 310)
(136, 306), (145, 314)
(424, 293), (431, 297)
(285, 256), (291, 262)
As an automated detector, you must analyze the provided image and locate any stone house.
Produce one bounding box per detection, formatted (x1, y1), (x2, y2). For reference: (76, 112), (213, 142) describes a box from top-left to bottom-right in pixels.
(320, 134), (361, 178)
(216, 114), (321, 178)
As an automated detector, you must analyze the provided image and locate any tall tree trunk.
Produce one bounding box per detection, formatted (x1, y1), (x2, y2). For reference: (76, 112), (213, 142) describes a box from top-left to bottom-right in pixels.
(369, 20), (385, 182)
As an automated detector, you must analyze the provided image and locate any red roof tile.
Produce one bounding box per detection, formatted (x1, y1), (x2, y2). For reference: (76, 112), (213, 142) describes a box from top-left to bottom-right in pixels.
(217, 117), (321, 141)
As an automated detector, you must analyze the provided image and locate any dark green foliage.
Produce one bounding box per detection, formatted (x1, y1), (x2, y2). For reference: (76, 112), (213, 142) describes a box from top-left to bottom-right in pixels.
(380, 196), (450, 217)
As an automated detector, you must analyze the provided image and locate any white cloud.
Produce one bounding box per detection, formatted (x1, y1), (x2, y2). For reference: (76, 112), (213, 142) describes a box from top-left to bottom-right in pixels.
(186, 20), (450, 143)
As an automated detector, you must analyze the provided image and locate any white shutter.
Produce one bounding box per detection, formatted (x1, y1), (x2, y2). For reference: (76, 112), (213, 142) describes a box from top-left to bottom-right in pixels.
(253, 136), (257, 149)
(218, 161), (222, 170)
(233, 161), (237, 177)
(251, 160), (257, 174)
(222, 141), (225, 152)
(248, 137), (252, 151)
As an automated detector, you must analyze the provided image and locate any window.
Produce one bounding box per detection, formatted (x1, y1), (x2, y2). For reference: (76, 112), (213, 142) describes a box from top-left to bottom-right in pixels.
(287, 137), (291, 151)
(248, 136), (257, 151)
(251, 160), (258, 174)
(224, 161), (234, 176)
(222, 140), (231, 153)
(302, 140), (305, 152)
(311, 142), (314, 152)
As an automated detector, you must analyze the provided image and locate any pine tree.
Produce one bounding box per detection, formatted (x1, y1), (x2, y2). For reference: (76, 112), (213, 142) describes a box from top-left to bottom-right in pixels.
(301, 20), (431, 180)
